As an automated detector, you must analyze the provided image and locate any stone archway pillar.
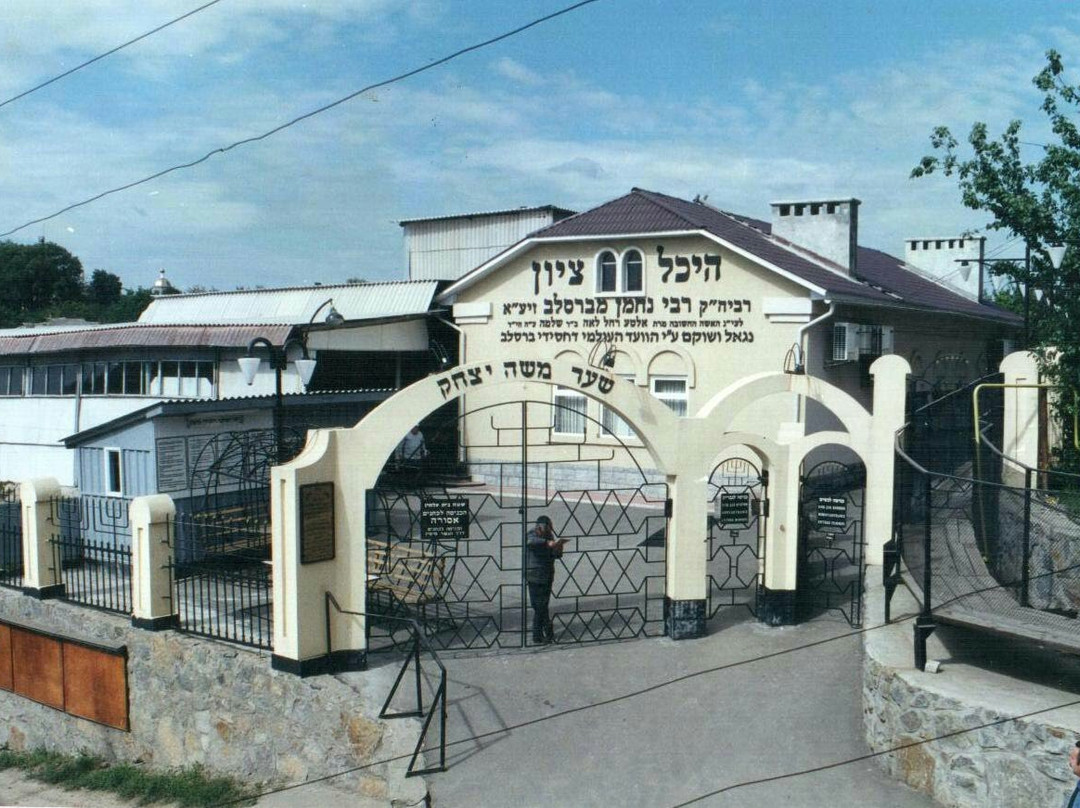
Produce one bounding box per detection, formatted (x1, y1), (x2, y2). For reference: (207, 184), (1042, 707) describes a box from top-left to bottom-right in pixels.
(865, 355), (911, 566)
(1001, 351), (1040, 480)
(663, 469), (708, 638)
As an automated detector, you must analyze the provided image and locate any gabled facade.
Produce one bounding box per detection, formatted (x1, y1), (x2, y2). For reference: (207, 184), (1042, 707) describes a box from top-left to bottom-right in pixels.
(436, 189), (1019, 474)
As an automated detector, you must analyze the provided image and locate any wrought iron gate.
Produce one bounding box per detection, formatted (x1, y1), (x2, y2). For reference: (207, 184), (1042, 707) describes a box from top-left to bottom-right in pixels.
(706, 458), (767, 619)
(366, 400), (668, 652)
(797, 460), (865, 626)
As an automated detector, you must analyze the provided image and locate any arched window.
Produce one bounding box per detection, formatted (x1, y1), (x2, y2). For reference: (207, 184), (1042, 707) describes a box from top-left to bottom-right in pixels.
(622, 250), (643, 292)
(597, 251), (617, 293)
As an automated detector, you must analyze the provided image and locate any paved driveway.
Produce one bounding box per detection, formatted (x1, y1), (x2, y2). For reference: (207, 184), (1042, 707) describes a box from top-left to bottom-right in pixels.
(420, 611), (938, 808)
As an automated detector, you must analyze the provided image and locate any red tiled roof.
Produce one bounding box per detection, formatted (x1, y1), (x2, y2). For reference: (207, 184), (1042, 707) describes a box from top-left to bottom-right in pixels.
(523, 189), (1020, 324)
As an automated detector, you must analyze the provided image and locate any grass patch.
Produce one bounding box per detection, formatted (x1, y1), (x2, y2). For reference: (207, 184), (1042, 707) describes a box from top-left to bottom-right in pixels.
(0, 747), (254, 807)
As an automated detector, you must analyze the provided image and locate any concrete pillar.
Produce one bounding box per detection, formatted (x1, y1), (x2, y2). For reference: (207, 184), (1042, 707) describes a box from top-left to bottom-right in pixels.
(1001, 351), (1040, 480)
(130, 495), (178, 630)
(663, 470), (707, 638)
(865, 355), (911, 565)
(20, 478), (64, 599)
(758, 445), (798, 624)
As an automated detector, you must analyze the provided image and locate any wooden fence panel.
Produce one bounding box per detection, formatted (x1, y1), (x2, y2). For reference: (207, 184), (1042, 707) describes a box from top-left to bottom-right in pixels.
(62, 643), (129, 730)
(11, 628), (64, 709)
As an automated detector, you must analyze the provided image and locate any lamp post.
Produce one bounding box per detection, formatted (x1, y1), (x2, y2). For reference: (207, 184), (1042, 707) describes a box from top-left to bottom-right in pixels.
(236, 298), (345, 463)
(959, 241), (1066, 349)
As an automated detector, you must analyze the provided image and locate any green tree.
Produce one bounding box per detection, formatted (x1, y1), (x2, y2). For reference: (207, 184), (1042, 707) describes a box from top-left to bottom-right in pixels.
(912, 49), (1080, 463)
(0, 238), (84, 315)
(87, 269), (123, 307)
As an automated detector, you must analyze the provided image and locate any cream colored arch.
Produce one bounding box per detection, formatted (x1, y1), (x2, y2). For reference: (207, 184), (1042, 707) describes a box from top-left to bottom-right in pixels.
(697, 370), (873, 450)
(646, 345), (697, 388)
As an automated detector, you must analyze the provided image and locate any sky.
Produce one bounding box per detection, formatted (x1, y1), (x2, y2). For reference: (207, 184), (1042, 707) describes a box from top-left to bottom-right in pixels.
(1, 0), (1079, 292)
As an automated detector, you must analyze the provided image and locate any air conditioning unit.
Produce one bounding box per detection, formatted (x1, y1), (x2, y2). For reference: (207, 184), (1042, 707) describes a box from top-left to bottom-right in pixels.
(831, 322), (859, 362)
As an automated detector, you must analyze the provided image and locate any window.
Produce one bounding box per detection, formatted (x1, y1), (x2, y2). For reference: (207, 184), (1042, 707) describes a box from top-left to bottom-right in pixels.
(597, 249), (644, 295)
(600, 375), (635, 438)
(552, 387), (587, 435)
(622, 250), (643, 293)
(104, 448), (123, 496)
(30, 364), (77, 396)
(651, 377), (687, 416)
(597, 251), (617, 293)
(0, 367), (22, 396)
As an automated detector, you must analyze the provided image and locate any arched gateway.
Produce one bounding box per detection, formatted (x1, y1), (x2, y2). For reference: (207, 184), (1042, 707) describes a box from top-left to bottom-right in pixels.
(268, 354), (910, 675)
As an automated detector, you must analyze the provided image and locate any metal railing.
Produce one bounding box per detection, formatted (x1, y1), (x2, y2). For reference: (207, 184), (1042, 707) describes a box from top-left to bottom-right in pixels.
(50, 494), (132, 614)
(891, 378), (1080, 669)
(169, 511), (272, 649)
(0, 483), (22, 589)
(325, 592), (447, 777)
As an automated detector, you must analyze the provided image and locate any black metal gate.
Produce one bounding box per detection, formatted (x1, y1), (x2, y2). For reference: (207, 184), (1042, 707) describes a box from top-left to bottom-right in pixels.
(797, 460), (865, 626)
(366, 400), (668, 652)
(706, 458), (767, 619)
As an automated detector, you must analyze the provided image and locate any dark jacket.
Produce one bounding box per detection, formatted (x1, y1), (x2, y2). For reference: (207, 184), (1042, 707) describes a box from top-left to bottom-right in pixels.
(526, 527), (562, 583)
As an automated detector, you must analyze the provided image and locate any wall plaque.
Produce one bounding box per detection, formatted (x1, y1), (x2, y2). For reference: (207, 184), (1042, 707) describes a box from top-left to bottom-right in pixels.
(155, 437), (189, 492)
(300, 482), (335, 564)
(718, 492), (752, 525)
(421, 497), (470, 541)
(816, 496), (848, 533)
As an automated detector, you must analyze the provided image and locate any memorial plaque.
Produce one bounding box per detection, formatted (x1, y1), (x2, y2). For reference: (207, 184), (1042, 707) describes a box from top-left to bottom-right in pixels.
(718, 492), (752, 525)
(300, 483), (335, 564)
(155, 437), (189, 492)
(421, 497), (470, 541)
(816, 496), (848, 533)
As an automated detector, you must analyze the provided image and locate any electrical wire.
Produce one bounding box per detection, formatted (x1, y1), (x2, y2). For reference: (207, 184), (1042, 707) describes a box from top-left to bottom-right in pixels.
(0, 0), (227, 111)
(206, 561), (1080, 807)
(0, 0), (604, 239)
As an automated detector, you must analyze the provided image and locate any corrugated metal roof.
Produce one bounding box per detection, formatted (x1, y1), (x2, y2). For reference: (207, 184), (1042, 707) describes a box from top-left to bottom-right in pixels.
(138, 281), (439, 325)
(63, 387), (398, 447)
(0, 324), (294, 355)
(399, 205), (576, 226)
(441, 188), (1019, 325)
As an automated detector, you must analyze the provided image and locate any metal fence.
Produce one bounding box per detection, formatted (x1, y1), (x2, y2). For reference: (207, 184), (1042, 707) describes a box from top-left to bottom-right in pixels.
(0, 483), (22, 589)
(169, 510), (272, 649)
(891, 377), (1080, 668)
(49, 494), (132, 614)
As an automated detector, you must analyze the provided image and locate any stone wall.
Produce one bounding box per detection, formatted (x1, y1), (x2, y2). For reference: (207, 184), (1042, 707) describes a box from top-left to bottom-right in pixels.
(0, 589), (427, 804)
(863, 655), (1075, 807)
(862, 582), (1080, 807)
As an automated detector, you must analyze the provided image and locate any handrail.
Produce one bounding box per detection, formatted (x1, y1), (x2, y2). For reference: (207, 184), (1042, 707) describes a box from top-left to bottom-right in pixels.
(977, 432), (1080, 488)
(324, 592), (447, 777)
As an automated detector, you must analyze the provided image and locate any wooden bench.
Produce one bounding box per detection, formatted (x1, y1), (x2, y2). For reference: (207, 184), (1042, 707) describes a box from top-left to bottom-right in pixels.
(366, 537), (446, 616)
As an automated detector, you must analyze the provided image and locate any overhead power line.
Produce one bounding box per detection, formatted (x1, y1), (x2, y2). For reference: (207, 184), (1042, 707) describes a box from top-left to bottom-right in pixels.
(0, 0), (604, 239)
(207, 561), (1080, 807)
(0, 0), (227, 111)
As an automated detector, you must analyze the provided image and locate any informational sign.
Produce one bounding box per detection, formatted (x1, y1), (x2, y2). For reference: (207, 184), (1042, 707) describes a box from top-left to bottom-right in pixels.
(299, 482), (335, 564)
(155, 437), (189, 492)
(421, 497), (470, 541)
(718, 492), (752, 525)
(816, 496), (848, 533)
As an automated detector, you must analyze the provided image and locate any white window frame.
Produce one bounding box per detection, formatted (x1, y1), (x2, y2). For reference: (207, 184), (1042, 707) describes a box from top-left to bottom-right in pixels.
(552, 386), (587, 436)
(600, 374), (636, 439)
(651, 376), (688, 417)
(595, 247), (646, 297)
(104, 447), (124, 496)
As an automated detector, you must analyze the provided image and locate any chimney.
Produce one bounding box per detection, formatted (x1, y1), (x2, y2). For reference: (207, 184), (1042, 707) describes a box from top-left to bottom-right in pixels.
(770, 198), (860, 275)
(904, 236), (986, 300)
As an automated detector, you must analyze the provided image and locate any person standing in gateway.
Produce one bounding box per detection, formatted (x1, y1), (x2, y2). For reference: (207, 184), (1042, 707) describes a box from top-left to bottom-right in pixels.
(526, 515), (567, 644)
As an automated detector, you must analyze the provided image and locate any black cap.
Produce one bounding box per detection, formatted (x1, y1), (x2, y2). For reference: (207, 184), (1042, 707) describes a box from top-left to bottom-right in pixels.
(535, 515), (552, 526)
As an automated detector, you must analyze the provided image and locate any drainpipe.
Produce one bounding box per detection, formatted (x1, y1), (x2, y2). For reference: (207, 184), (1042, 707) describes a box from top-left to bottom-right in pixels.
(794, 301), (835, 423)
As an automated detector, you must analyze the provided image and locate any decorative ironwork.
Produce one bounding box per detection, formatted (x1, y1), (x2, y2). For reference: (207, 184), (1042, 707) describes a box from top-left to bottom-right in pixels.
(367, 400), (668, 652)
(0, 482), (22, 589)
(706, 458), (766, 619)
(49, 494), (132, 614)
(169, 511), (272, 649)
(797, 461), (865, 626)
(190, 427), (305, 521)
(894, 378), (1080, 667)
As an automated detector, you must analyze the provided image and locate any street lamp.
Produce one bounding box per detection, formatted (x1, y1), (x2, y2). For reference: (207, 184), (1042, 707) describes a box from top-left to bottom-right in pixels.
(236, 297), (345, 462)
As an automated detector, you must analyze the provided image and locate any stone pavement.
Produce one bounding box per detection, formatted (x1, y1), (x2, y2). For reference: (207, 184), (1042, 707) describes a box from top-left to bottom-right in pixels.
(413, 610), (937, 808)
(2, 610), (937, 808)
